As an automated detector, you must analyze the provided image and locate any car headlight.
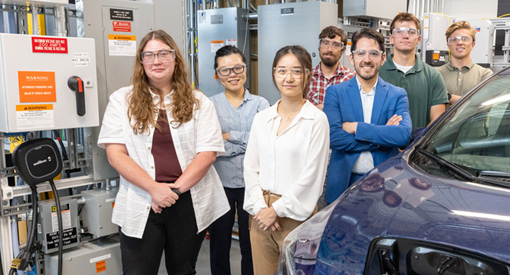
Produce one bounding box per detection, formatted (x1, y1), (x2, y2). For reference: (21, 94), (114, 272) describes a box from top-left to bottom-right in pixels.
(276, 202), (338, 275)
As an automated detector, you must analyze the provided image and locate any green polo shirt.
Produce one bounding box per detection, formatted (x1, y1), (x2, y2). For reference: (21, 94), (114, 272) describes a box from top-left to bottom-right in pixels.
(380, 54), (448, 129)
(437, 61), (493, 96)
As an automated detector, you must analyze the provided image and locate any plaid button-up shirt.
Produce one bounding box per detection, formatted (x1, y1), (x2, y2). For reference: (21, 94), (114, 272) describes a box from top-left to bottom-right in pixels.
(306, 62), (356, 106)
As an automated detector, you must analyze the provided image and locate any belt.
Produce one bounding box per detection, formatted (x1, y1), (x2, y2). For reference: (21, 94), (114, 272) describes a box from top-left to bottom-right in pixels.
(262, 190), (281, 196)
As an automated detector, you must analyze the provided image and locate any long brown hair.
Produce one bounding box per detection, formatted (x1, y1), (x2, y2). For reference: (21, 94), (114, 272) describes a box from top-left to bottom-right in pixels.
(128, 30), (198, 134)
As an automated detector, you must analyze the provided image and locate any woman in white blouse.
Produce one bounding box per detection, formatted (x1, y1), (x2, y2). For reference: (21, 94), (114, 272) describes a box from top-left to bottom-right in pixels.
(97, 30), (228, 275)
(243, 45), (330, 275)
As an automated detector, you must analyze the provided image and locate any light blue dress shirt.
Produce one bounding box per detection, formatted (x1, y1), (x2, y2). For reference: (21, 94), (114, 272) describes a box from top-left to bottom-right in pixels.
(209, 89), (270, 188)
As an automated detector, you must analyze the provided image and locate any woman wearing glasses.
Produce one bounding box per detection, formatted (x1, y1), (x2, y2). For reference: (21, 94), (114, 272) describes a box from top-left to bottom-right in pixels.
(243, 45), (330, 275)
(208, 45), (269, 275)
(97, 30), (229, 275)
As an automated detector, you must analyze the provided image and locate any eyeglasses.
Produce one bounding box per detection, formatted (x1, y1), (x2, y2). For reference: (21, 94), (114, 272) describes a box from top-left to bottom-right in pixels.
(351, 49), (384, 59)
(273, 67), (310, 78)
(447, 35), (473, 45)
(140, 49), (176, 64)
(216, 64), (246, 77)
(391, 27), (420, 37)
(319, 39), (344, 50)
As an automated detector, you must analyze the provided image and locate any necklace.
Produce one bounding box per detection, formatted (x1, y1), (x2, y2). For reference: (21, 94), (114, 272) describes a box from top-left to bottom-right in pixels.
(281, 110), (299, 121)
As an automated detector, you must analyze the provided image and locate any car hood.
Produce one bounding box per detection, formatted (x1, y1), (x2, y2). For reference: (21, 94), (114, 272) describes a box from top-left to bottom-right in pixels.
(316, 156), (510, 274)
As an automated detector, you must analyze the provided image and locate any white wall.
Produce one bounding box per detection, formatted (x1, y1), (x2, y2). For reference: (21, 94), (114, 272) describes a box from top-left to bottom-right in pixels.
(443, 0), (498, 20)
(408, 0), (498, 20)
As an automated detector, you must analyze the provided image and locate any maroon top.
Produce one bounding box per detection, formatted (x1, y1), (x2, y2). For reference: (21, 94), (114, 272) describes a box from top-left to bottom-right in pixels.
(152, 109), (182, 182)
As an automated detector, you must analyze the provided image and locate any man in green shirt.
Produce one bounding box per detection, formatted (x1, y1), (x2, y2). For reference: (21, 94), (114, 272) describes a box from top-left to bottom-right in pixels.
(437, 21), (493, 104)
(380, 12), (448, 130)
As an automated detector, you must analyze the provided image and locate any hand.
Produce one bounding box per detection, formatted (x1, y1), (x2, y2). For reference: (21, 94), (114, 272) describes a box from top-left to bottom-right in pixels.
(148, 182), (179, 209)
(342, 122), (358, 134)
(386, 114), (402, 126)
(254, 207), (279, 231)
(222, 132), (230, 140)
(151, 201), (162, 213)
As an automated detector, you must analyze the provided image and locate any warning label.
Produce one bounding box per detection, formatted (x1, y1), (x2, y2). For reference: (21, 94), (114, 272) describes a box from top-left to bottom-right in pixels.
(112, 21), (131, 32)
(16, 104), (54, 130)
(18, 71), (56, 102)
(108, 34), (136, 56)
(32, 37), (68, 53)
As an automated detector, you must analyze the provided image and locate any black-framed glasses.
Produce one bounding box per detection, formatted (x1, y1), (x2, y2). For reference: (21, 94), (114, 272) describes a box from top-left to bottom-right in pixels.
(140, 49), (176, 64)
(391, 27), (420, 37)
(216, 64), (246, 77)
(447, 35), (473, 45)
(351, 49), (383, 59)
(319, 39), (344, 50)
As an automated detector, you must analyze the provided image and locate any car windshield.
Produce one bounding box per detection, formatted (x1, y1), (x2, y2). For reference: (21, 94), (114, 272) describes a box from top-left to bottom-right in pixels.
(410, 73), (510, 184)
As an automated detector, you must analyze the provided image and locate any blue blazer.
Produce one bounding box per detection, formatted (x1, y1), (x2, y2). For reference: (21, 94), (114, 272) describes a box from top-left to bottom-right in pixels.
(323, 76), (412, 204)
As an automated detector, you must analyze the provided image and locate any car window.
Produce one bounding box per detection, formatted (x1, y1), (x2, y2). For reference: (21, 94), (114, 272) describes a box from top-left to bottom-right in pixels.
(415, 75), (510, 176)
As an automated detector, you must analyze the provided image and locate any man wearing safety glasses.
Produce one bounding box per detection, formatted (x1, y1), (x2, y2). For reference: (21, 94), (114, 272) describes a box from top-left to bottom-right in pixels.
(437, 21), (493, 105)
(380, 12), (448, 130)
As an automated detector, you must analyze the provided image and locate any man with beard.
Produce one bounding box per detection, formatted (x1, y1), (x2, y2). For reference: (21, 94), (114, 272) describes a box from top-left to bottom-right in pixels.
(323, 28), (412, 204)
(379, 12), (448, 130)
(437, 21), (492, 105)
(307, 26), (355, 110)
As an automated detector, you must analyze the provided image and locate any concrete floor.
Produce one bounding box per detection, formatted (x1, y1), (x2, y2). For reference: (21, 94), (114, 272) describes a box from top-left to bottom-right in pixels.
(158, 237), (242, 275)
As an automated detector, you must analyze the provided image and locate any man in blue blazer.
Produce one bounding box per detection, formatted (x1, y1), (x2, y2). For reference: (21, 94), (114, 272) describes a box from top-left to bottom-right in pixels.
(323, 28), (412, 204)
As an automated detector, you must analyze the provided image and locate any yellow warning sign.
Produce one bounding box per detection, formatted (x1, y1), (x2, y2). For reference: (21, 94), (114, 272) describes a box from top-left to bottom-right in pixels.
(16, 104), (53, 111)
(108, 34), (136, 41)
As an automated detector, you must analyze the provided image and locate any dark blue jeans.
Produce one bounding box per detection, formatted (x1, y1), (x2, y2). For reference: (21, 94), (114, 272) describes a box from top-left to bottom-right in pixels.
(119, 191), (206, 275)
(209, 187), (253, 275)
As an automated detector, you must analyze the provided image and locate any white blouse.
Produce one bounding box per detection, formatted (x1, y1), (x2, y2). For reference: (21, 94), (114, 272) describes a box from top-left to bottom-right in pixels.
(98, 86), (229, 238)
(243, 100), (330, 221)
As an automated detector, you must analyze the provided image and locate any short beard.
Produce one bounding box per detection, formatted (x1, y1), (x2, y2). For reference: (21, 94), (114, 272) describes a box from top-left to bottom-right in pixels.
(321, 57), (339, 68)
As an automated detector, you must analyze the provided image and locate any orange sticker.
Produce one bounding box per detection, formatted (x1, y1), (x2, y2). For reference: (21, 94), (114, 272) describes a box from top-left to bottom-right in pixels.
(18, 71), (56, 102)
(108, 34), (136, 41)
(96, 260), (106, 273)
(111, 202), (115, 208)
(16, 104), (53, 111)
(433, 53), (440, 60)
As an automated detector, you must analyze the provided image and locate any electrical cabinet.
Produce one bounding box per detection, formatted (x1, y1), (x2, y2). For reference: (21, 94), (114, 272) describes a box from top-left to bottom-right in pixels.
(81, 189), (118, 239)
(0, 34), (99, 132)
(258, 1), (338, 104)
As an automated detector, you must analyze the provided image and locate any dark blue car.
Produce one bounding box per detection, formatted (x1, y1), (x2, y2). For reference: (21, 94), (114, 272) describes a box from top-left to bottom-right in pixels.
(277, 68), (510, 274)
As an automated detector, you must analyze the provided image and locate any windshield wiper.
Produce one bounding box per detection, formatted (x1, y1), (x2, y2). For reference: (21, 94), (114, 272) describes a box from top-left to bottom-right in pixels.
(415, 148), (510, 187)
(480, 170), (510, 178)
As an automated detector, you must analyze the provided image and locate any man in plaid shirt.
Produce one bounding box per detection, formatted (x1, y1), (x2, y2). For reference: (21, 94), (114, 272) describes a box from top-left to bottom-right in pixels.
(307, 26), (356, 110)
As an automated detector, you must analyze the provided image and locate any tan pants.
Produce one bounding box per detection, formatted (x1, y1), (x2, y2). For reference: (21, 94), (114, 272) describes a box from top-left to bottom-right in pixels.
(250, 193), (315, 275)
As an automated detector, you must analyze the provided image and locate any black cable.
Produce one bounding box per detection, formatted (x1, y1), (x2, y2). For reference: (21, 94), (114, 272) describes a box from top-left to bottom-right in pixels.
(49, 180), (63, 275)
(22, 186), (39, 269)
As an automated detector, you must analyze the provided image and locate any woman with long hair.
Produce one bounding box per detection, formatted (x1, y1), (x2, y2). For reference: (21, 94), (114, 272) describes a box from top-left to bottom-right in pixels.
(243, 45), (330, 275)
(98, 30), (229, 275)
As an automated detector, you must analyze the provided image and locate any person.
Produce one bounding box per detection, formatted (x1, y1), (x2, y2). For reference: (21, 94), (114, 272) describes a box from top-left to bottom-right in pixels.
(208, 45), (269, 275)
(243, 45), (330, 275)
(379, 12), (448, 130)
(323, 28), (412, 204)
(306, 26), (356, 110)
(97, 30), (229, 275)
(437, 21), (493, 104)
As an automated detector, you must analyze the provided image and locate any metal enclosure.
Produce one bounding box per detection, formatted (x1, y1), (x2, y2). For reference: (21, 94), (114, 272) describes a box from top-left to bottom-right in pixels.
(82, 0), (187, 180)
(421, 13), (454, 66)
(343, 0), (407, 20)
(466, 19), (494, 67)
(0, 34), (99, 132)
(81, 188), (118, 238)
(197, 7), (250, 97)
(37, 198), (80, 254)
(44, 237), (121, 275)
(258, 2), (338, 104)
